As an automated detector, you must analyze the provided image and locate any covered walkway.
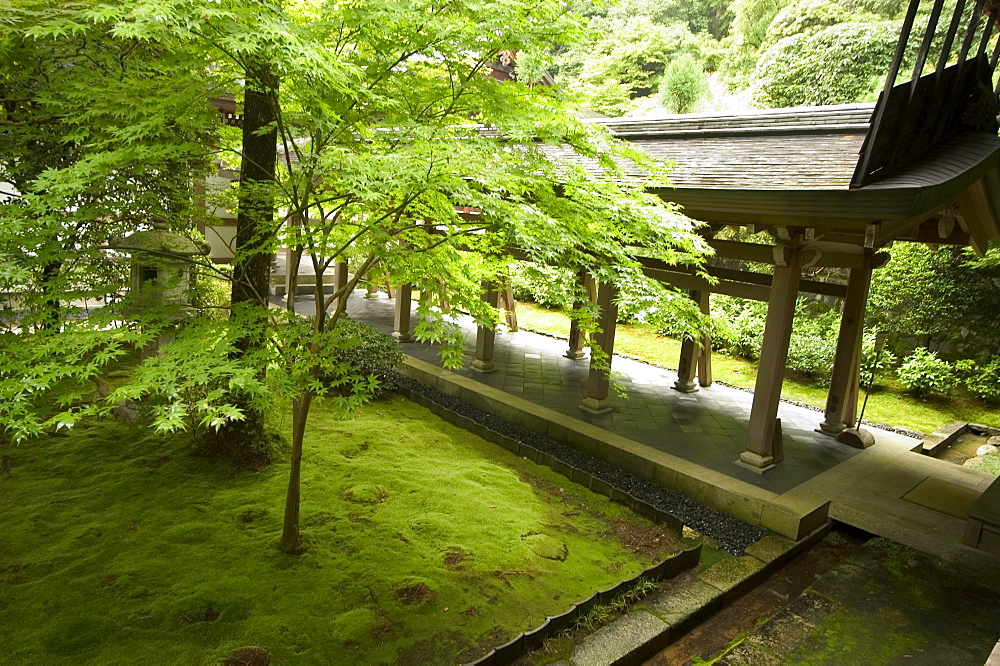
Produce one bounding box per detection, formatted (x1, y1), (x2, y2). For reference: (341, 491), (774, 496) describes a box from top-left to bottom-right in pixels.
(284, 289), (999, 568)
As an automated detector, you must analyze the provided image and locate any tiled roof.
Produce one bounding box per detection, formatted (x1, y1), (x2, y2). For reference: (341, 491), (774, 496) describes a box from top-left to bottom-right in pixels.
(563, 104), (877, 191)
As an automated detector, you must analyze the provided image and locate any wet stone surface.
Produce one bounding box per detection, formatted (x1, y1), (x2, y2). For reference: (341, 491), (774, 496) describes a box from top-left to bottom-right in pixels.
(708, 537), (1000, 664)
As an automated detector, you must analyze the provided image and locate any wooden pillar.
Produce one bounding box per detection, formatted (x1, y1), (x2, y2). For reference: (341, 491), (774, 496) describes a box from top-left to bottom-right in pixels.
(472, 282), (500, 373)
(565, 269), (591, 360)
(674, 337), (699, 393)
(580, 281), (618, 414)
(393, 284), (413, 342)
(739, 242), (801, 473)
(843, 344), (863, 428)
(332, 260), (349, 313)
(697, 290), (713, 387)
(673, 291), (701, 392)
(819, 255), (873, 435)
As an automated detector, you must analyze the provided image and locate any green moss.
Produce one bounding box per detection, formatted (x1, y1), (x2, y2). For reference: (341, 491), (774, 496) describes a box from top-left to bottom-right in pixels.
(788, 607), (929, 664)
(0, 396), (675, 664)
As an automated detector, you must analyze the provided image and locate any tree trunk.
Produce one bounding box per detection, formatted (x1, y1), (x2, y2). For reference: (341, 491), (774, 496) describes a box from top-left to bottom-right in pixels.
(279, 389), (313, 553)
(38, 260), (63, 331)
(212, 57), (279, 458)
(231, 57), (278, 313)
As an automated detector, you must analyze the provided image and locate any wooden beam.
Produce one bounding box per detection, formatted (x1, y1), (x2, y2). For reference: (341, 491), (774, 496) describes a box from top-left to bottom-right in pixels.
(641, 267), (771, 301)
(707, 238), (880, 269)
(958, 178), (1000, 255)
(638, 259), (848, 300)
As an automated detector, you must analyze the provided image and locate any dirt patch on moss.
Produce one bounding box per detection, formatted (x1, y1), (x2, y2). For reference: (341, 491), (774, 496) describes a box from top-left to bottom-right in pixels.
(610, 519), (680, 560)
(443, 548), (468, 567)
(520, 470), (682, 559)
(222, 647), (270, 666)
(395, 583), (435, 606)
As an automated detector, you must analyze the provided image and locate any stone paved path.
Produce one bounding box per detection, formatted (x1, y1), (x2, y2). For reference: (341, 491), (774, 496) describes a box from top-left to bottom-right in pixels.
(287, 290), (920, 495)
(707, 536), (1000, 665)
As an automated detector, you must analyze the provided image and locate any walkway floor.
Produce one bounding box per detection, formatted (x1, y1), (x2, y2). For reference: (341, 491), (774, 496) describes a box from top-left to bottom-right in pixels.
(311, 291), (917, 495)
(280, 287), (1000, 567)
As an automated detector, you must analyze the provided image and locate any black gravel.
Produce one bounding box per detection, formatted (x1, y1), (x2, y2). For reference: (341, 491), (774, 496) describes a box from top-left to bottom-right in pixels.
(388, 371), (768, 554)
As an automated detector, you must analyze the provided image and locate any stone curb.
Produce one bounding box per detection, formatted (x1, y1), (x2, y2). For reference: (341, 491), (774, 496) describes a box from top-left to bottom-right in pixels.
(565, 524), (831, 665)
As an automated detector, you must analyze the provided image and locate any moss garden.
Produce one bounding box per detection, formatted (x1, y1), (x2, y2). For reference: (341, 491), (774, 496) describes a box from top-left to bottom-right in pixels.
(0, 394), (682, 664)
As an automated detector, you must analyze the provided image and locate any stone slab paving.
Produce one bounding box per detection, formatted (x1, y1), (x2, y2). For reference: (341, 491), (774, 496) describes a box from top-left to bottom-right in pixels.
(709, 537), (1000, 665)
(290, 290), (920, 495)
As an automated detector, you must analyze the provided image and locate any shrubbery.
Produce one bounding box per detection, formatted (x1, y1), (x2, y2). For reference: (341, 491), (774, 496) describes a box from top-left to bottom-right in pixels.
(897, 347), (956, 397)
(324, 318), (403, 395)
(659, 55), (709, 113)
(964, 358), (1000, 403)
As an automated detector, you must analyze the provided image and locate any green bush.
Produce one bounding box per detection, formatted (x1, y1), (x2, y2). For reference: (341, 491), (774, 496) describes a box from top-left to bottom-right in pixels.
(786, 331), (835, 380)
(965, 358), (1000, 403)
(323, 318), (403, 395)
(897, 347), (956, 398)
(710, 296), (767, 361)
(659, 55), (709, 113)
(763, 0), (851, 46)
(753, 21), (897, 108)
(192, 275), (232, 321)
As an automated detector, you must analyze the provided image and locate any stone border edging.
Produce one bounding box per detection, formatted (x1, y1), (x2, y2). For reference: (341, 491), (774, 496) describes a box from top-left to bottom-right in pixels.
(470, 546), (701, 666)
(393, 380), (704, 666)
(564, 522), (833, 665)
(395, 381), (686, 533)
(390, 366), (770, 551)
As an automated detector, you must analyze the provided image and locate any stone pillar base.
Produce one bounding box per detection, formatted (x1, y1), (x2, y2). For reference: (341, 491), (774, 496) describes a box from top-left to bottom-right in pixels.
(836, 427), (875, 449)
(672, 379), (699, 393)
(565, 349), (586, 360)
(579, 397), (612, 415)
(816, 419), (846, 437)
(392, 332), (413, 343)
(471, 359), (496, 373)
(736, 451), (776, 474)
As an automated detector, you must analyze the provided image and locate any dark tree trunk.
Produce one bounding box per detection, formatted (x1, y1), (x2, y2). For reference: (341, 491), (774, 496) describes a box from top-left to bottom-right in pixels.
(231, 58), (278, 313)
(38, 259), (63, 331)
(210, 57), (279, 460)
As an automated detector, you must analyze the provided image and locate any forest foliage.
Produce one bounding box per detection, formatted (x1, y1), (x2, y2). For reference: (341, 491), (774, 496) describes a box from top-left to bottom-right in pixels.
(551, 0), (949, 116)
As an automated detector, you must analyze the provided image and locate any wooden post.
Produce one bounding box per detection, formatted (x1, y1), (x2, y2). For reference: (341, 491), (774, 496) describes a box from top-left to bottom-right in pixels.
(393, 284), (413, 342)
(332, 260), (349, 313)
(472, 282), (500, 373)
(674, 290), (701, 393)
(843, 344), (863, 428)
(739, 241), (801, 473)
(566, 270), (592, 360)
(499, 278), (518, 331)
(580, 281), (618, 414)
(697, 290), (713, 387)
(819, 255), (873, 435)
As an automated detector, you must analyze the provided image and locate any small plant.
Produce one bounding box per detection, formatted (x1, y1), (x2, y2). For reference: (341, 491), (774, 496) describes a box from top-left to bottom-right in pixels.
(786, 331), (835, 381)
(659, 55), (709, 114)
(897, 347), (956, 398)
(860, 330), (897, 377)
(971, 452), (1000, 475)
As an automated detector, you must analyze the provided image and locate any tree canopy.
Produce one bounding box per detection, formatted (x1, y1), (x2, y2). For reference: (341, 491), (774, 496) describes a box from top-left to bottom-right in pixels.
(0, 0), (712, 550)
